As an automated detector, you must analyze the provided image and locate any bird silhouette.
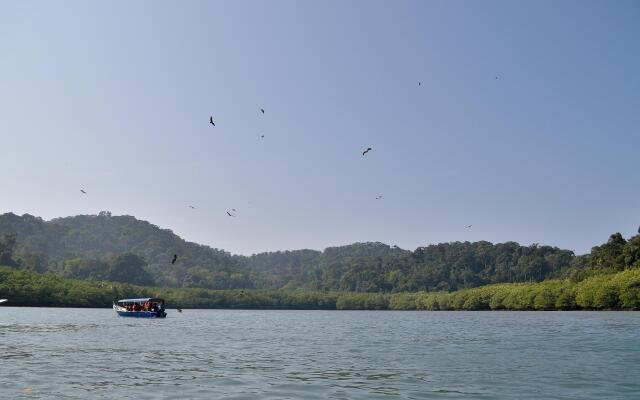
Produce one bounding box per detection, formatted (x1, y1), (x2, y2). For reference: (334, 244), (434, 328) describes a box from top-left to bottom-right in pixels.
(171, 254), (178, 264)
(189, 205), (196, 209)
(260, 134), (265, 138)
(226, 211), (236, 217)
(418, 82), (422, 86)
(80, 189), (87, 194)
(231, 208), (237, 212)
(362, 147), (372, 156)
(376, 195), (383, 200)
(260, 108), (265, 114)
(465, 225), (473, 228)
(209, 116), (215, 126)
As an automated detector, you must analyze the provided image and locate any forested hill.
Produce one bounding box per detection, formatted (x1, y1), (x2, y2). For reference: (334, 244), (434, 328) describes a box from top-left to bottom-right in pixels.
(1, 212), (638, 292)
(0, 212), (408, 289)
(0, 212), (238, 286)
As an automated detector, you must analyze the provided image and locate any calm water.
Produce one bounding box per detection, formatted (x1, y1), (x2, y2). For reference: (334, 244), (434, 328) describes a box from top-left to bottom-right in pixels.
(0, 309), (638, 399)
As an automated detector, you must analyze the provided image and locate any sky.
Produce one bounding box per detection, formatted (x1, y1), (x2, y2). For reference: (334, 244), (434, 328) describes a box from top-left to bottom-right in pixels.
(0, 0), (638, 256)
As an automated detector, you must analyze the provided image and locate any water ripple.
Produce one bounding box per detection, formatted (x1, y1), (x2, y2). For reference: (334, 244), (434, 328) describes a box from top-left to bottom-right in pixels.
(0, 309), (638, 399)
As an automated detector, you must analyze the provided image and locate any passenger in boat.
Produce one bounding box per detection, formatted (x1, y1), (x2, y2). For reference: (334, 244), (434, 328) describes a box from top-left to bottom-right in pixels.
(152, 303), (159, 313)
(133, 303), (142, 311)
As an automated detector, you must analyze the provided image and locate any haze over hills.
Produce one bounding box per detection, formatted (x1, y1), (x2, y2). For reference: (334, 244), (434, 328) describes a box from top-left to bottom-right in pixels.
(1, 212), (637, 293)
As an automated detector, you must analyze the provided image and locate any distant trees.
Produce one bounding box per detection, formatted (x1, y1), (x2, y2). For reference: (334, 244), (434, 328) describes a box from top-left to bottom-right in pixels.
(622, 235), (640, 269)
(108, 254), (155, 286)
(0, 234), (18, 267)
(182, 266), (251, 289)
(2, 266), (638, 310)
(589, 233), (627, 271)
(0, 212), (240, 288)
(61, 254), (154, 286)
(1, 212), (639, 294)
(406, 269), (640, 311)
(562, 232), (640, 282)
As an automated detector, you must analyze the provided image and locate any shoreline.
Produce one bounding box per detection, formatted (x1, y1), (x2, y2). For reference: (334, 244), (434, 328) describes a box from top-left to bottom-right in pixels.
(1, 304), (637, 312)
(3, 266), (640, 312)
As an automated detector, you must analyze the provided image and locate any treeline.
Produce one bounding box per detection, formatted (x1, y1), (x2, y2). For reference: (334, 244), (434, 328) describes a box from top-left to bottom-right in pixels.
(0, 266), (340, 309)
(0, 212), (241, 288)
(1, 266), (639, 310)
(1, 212), (639, 293)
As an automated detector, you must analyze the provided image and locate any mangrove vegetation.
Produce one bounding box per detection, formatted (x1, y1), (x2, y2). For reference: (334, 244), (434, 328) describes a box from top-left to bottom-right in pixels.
(1, 212), (639, 310)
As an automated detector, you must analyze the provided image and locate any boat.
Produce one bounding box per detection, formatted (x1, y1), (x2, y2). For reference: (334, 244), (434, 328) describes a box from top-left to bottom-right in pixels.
(0, 299), (7, 304)
(113, 298), (167, 318)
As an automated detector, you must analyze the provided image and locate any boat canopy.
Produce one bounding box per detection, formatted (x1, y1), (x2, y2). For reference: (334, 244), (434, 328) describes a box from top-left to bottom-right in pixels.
(117, 298), (165, 304)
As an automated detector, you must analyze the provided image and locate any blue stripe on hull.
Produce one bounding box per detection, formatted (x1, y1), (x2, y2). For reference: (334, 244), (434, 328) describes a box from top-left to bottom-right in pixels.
(116, 310), (166, 318)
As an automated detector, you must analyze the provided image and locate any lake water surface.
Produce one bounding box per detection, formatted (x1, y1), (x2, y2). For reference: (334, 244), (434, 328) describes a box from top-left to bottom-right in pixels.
(0, 308), (638, 399)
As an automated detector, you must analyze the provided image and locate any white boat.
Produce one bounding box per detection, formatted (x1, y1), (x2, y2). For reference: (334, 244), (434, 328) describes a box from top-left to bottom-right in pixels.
(0, 299), (7, 304)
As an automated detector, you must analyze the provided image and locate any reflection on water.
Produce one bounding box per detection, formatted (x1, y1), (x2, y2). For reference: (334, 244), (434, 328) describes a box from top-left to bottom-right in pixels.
(0, 308), (639, 399)
(0, 323), (98, 334)
(0, 345), (32, 360)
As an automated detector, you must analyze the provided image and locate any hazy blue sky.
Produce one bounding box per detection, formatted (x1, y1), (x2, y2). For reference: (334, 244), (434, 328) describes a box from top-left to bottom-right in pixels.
(1, 1), (638, 255)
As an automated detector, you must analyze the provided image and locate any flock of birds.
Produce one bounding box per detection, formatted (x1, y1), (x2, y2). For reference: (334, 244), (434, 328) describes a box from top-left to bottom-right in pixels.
(77, 80), (481, 266)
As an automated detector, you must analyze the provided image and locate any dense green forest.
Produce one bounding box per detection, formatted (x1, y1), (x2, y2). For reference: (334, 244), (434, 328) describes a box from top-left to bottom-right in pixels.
(1, 212), (639, 309)
(1, 266), (638, 310)
(4, 212), (635, 292)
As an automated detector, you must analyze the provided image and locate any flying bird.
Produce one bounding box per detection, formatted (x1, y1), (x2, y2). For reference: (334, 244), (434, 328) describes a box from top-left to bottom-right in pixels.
(362, 147), (372, 156)
(260, 135), (265, 138)
(171, 254), (178, 264)
(418, 82), (422, 86)
(465, 225), (473, 228)
(209, 116), (215, 126)
(188, 205), (196, 209)
(260, 108), (265, 114)
(231, 208), (237, 212)
(226, 211), (236, 217)
(80, 189), (87, 194)
(376, 195), (383, 200)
